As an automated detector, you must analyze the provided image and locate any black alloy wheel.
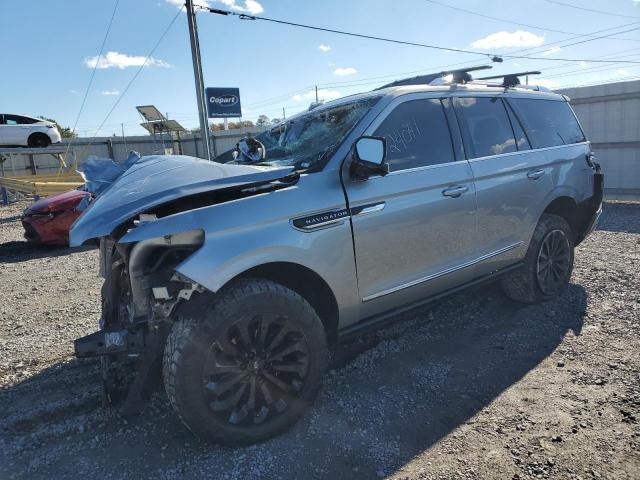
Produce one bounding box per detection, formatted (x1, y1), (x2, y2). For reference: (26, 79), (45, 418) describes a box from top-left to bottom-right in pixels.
(202, 313), (310, 426)
(163, 278), (328, 445)
(536, 229), (571, 296)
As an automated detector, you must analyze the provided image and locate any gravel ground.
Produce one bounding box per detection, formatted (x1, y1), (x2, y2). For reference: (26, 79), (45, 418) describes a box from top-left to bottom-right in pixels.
(0, 200), (639, 480)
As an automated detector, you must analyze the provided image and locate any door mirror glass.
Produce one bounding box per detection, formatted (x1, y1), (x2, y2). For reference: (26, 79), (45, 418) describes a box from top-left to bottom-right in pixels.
(355, 136), (385, 165)
(351, 136), (388, 180)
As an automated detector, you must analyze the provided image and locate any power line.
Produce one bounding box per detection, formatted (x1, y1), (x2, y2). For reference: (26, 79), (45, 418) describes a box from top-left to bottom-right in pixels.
(543, 0), (640, 19)
(203, 7), (640, 64)
(86, 7), (183, 144)
(423, 0), (640, 41)
(221, 21), (640, 113)
(65, 0), (119, 157)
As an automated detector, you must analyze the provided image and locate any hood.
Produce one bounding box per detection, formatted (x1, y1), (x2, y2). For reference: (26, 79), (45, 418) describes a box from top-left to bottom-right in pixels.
(25, 189), (89, 214)
(70, 155), (293, 246)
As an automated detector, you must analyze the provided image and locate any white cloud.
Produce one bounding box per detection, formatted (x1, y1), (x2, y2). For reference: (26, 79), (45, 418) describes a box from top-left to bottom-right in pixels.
(218, 0), (263, 14)
(471, 30), (544, 49)
(293, 89), (341, 102)
(616, 69), (630, 76)
(333, 67), (357, 76)
(165, 0), (209, 8)
(165, 0), (263, 14)
(101, 89), (120, 96)
(318, 44), (331, 52)
(84, 51), (170, 69)
(541, 46), (562, 56)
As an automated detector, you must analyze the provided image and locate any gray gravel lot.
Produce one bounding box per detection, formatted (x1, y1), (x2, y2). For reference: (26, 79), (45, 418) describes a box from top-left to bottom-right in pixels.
(0, 201), (639, 480)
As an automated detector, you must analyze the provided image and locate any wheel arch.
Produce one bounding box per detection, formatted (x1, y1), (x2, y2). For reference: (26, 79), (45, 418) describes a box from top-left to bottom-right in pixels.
(226, 261), (340, 344)
(542, 196), (579, 236)
(27, 131), (50, 146)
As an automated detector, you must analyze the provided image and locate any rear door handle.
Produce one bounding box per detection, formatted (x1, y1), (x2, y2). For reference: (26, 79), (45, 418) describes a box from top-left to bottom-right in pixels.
(442, 185), (469, 198)
(527, 169), (545, 180)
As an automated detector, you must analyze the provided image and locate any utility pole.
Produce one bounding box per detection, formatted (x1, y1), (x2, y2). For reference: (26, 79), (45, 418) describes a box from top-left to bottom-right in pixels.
(186, 0), (211, 160)
(315, 85), (319, 104)
(282, 107), (286, 120)
(121, 123), (127, 154)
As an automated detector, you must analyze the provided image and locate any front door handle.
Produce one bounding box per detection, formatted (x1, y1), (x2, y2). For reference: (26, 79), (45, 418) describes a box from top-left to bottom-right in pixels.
(442, 185), (469, 198)
(527, 169), (545, 180)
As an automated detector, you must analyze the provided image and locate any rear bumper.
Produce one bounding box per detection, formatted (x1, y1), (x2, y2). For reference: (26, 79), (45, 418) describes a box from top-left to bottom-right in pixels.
(576, 169), (604, 245)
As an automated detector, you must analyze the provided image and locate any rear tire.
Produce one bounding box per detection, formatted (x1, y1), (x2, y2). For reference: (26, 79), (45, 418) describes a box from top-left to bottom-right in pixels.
(501, 214), (574, 304)
(163, 278), (328, 445)
(28, 133), (51, 148)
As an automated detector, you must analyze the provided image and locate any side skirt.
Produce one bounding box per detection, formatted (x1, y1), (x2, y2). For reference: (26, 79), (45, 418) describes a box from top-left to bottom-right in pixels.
(337, 262), (523, 342)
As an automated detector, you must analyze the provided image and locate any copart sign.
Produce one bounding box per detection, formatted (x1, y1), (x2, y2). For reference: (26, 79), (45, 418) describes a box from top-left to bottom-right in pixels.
(205, 87), (242, 118)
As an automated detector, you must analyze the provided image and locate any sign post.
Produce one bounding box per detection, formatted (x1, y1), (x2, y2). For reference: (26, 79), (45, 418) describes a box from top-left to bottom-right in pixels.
(186, 0), (211, 160)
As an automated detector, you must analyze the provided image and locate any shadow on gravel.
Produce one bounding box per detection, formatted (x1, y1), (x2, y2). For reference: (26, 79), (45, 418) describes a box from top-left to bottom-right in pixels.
(0, 240), (96, 263)
(0, 283), (587, 480)
(0, 214), (22, 225)
(597, 203), (640, 234)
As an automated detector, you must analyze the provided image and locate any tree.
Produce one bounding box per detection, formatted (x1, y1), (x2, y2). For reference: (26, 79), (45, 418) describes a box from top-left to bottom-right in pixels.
(38, 116), (76, 138)
(270, 118), (281, 125)
(256, 115), (270, 127)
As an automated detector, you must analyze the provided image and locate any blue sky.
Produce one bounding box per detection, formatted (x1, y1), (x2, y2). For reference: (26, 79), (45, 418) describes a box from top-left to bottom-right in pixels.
(2, 0), (640, 136)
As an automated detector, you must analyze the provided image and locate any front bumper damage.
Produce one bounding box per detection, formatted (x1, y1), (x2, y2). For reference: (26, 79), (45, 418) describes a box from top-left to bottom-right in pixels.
(74, 328), (145, 358)
(74, 229), (206, 414)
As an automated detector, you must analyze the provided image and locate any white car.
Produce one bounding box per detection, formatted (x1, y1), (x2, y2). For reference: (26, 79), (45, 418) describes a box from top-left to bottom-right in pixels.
(0, 114), (62, 148)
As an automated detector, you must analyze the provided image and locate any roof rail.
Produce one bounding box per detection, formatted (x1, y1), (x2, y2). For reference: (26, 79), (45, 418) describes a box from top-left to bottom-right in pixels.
(376, 65), (493, 90)
(476, 70), (541, 88)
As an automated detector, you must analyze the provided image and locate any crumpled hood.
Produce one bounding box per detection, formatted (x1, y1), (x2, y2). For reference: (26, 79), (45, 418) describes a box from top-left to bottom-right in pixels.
(70, 155), (293, 246)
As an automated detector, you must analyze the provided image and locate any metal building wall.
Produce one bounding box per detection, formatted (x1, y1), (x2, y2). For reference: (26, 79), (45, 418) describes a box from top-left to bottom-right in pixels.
(558, 80), (640, 200)
(0, 127), (265, 176)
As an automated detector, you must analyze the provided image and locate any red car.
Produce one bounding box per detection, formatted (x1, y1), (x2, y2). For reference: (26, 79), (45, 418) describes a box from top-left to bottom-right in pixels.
(21, 189), (91, 246)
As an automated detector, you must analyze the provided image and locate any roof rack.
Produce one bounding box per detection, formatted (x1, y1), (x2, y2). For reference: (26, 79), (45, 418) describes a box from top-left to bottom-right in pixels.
(375, 73), (442, 90)
(476, 70), (541, 88)
(376, 65), (493, 90)
(439, 65), (493, 84)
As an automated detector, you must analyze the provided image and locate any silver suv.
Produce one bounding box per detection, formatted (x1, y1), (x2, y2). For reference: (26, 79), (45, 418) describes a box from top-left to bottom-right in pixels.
(71, 68), (603, 445)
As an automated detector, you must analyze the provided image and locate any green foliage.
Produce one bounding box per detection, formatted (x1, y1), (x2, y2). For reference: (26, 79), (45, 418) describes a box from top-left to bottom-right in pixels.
(38, 116), (76, 138)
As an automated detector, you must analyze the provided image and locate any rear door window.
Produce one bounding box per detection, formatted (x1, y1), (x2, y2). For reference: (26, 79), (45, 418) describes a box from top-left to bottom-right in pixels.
(454, 97), (518, 159)
(373, 98), (455, 171)
(4, 115), (20, 125)
(507, 98), (585, 148)
(3, 115), (39, 125)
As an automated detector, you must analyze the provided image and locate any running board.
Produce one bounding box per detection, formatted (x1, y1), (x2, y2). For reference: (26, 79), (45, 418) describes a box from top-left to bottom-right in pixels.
(338, 262), (523, 342)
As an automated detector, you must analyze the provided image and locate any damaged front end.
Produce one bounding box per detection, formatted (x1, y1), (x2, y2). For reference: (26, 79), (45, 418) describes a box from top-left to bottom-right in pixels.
(70, 155), (298, 413)
(75, 228), (206, 414)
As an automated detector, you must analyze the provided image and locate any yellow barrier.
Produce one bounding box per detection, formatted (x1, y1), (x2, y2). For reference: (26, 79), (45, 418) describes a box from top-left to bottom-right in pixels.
(0, 177), (84, 199)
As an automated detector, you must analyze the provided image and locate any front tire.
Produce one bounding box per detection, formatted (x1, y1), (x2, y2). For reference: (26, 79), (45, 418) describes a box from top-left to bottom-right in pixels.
(501, 214), (575, 304)
(163, 278), (328, 445)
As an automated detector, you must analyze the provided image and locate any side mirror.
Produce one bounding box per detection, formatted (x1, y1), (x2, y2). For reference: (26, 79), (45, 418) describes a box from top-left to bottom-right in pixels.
(350, 136), (389, 180)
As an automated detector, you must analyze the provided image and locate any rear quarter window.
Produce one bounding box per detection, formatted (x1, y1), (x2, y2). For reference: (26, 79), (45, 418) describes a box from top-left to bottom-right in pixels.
(507, 98), (585, 149)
